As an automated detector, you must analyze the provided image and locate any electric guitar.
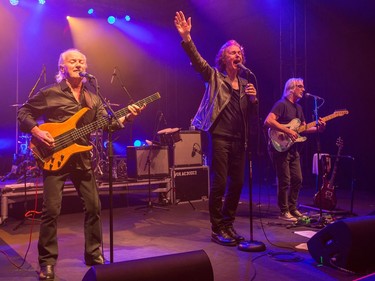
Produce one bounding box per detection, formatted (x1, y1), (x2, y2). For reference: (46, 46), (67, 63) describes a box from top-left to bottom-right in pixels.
(313, 137), (344, 210)
(30, 92), (161, 171)
(268, 109), (348, 152)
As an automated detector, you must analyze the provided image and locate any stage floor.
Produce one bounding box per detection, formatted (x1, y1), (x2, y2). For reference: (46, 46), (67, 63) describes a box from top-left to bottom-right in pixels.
(0, 181), (374, 281)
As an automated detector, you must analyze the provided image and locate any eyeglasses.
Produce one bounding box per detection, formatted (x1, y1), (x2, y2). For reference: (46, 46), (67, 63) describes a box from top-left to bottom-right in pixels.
(296, 85), (304, 89)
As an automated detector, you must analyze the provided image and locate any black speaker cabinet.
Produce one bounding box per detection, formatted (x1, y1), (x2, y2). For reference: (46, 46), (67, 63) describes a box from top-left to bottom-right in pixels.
(82, 249), (213, 281)
(174, 130), (202, 167)
(307, 216), (375, 274)
(173, 166), (209, 203)
(126, 146), (169, 179)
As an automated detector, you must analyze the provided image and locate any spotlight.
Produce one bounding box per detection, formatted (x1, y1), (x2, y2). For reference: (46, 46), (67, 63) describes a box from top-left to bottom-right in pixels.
(88, 8), (94, 15)
(107, 16), (116, 25)
(9, 0), (19, 6)
(125, 15), (131, 22)
(39, 0), (46, 4)
(133, 140), (144, 147)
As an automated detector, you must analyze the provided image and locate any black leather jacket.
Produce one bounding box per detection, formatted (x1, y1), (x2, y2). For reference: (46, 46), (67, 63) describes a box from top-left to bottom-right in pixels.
(181, 39), (259, 145)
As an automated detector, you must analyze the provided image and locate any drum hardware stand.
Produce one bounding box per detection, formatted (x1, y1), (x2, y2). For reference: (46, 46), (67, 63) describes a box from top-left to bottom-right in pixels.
(135, 112), (170, 213)
(13, 149), (41, 231)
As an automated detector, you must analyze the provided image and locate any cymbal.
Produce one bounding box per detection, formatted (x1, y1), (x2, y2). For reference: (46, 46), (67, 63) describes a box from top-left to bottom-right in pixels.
(157, 127), (180, 134)
(10, 104), (24, 107)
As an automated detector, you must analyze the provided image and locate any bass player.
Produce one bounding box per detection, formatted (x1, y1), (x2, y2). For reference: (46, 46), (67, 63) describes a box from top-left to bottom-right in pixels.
(17, 48), (143, 280)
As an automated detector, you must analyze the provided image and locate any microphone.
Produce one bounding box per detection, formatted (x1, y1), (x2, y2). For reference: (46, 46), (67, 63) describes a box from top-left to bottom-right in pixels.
(110, 67), (117, 84)
(79, 72), (95, 80)
(191, 147), (196, 157)
(236, 63), (253, 74)
(305, 93), (324, 100)
(159, 111), (167, 126)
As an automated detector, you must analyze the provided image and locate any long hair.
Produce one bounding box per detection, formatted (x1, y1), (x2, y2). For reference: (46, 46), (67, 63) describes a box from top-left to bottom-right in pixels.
(214, 40), (245, 73)
(282, 77), (304, 98)
(55, 48), (87, 83)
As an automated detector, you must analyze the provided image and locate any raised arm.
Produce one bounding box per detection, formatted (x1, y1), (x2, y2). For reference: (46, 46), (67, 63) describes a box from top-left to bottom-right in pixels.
(174, 11), (192, 43)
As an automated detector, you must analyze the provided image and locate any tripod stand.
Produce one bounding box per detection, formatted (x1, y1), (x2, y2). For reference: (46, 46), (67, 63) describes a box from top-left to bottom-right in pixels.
(13, 150), (41, 231)
(135, 144), (170, 213)
(135, 113), (171, 213)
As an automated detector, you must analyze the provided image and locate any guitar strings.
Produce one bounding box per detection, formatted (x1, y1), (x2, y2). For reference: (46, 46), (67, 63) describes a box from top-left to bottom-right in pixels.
(45, 94), (157, 157)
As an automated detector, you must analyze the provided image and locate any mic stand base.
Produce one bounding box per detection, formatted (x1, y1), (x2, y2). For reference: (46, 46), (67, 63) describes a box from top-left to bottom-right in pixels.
(238, 240), (266, 252)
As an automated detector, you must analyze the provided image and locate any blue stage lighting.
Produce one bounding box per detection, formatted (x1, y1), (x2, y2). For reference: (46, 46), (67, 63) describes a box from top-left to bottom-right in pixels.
(133, 140), (142, 147)
(125, 15), (131, 22)
(9, 0), (19, 6)
(88, 8), (94, 15)
(107, 16), (116, 25)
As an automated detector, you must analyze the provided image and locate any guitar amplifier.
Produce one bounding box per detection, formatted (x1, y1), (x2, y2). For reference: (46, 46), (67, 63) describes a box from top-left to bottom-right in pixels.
(126, 146), (169, 179)
(173, 130), (203, 167)
(173, 165), (209, 203)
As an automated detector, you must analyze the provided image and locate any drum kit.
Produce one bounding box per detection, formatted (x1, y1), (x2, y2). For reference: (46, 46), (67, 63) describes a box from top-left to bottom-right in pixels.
(1, 103), (40, 183)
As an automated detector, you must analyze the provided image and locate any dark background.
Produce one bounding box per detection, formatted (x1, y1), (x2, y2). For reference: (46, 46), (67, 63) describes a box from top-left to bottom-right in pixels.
(1, 0), (374, 191)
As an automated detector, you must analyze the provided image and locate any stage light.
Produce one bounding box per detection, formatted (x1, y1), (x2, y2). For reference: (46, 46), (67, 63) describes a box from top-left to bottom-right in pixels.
(125, 15), (131, 22)
(9, 0), (19, 6)
(66, 16), (70, 20)
(133, 140), (143, 147)
(107, 16), (116, 25)
(88, 8), (94, 15)
(39, 0), (46, 4)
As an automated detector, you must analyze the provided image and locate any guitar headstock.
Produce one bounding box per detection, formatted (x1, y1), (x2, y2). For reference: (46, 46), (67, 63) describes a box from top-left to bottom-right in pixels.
(336, 137), (344, 149)
(333, 109), (349, 117)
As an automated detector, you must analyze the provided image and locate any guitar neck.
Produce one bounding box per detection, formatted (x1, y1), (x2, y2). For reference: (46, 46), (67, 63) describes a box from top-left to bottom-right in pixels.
(329, 146), (343, 186)
(73, 92), (160, 140)
(297, 113), (340, 134)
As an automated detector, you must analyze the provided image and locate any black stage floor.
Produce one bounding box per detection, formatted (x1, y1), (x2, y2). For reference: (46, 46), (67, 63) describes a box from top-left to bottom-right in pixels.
(1, 178), (374, 281)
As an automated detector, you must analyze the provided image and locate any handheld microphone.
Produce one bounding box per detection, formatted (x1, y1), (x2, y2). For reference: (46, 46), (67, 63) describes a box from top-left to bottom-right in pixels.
(236, 63), (253, 74)
(79, 72), (95, 80)
(305, 93), (324, 100)
(110, 67), (117, 84)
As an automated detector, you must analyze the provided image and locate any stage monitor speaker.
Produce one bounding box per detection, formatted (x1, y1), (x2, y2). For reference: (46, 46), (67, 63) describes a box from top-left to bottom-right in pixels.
(174, 130), (202, 167)
(174, 166), (209, 203)
(82, 249), (213, 281)
(126, 146), (169, 179)
(307, 216), (375, 274)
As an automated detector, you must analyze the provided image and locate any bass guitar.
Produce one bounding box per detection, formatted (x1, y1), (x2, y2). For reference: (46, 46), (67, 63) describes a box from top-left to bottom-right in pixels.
(268, 109), (348, 152)
(313, 137), (344, 210)
(30, 92), (161, 171)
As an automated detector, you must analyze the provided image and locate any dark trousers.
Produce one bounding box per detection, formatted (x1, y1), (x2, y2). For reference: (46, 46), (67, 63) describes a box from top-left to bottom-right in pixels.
(38, 168), (102, 266)
(271, 149), (303, 213)
(209, 136), (246, 232)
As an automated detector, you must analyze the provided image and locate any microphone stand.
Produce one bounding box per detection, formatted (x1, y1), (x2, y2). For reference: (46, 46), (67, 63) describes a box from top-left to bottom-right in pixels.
(237, 70), (266, 252)
(28, 65), (46, 98)
(112, 68), (135, 144)
(89, 76), (124, 264)
(311, 96), (326, 228)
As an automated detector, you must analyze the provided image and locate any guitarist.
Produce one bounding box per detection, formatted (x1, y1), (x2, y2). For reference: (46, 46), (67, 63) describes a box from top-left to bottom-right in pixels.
(264, 78), (326, 222)
(17, 49), (143, 280)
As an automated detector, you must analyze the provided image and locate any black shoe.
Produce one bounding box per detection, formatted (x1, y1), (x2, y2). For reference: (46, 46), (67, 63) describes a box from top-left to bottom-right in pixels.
(211, 229), (237, 246)
(225, 227), (245, 242)
(85, 255), (105, 266)
(39, 265), (55, 280)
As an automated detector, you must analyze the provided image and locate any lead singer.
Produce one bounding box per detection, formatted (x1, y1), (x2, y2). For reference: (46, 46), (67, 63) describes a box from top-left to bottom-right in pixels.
(174, 11), (259, 246)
